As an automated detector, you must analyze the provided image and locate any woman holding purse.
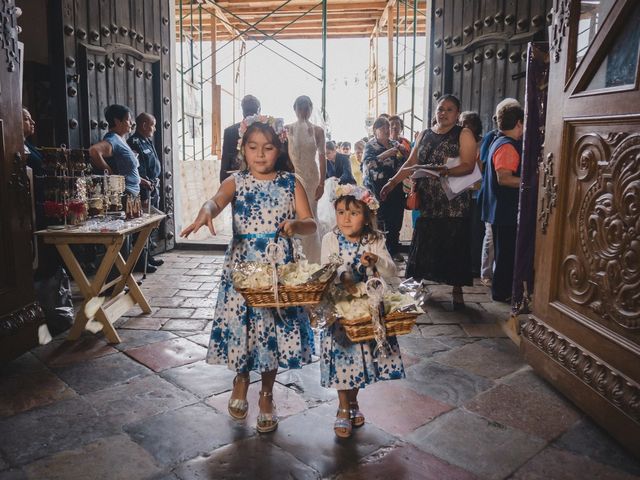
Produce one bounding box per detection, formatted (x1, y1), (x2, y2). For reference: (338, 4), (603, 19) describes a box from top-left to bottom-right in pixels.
(381, 95), (477, 309)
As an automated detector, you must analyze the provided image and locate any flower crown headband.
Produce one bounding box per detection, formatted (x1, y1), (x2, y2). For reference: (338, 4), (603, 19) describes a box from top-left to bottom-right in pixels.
(237, 114), (287, 150)
(333, 184), (380, 212)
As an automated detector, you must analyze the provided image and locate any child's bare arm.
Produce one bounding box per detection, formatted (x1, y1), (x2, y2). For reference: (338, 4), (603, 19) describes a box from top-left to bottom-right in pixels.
(180, 176), (236, 238)
(279, 179), (317, 237)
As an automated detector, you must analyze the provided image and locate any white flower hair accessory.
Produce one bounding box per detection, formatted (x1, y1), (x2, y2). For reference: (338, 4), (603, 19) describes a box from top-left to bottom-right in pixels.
(333, 184), (380, 212)
(237, 114), (287, 150)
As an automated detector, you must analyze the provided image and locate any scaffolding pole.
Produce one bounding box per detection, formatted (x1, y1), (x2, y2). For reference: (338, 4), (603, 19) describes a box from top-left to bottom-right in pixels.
(176, 0), (332, 158)
(410, 0), (417, 134)
(321, 0), (327, 122)
(199, 3), (205, 161)
(368, 0), (425, 135)
(179, 0), (185, 163)
(388, 3), (396, 114)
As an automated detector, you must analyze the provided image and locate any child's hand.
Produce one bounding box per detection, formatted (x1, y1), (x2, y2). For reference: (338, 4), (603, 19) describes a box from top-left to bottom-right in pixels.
(361, 252), (378, 267)
(340, 271), (359, 295)
(180, 204), (215, 238)
(278, 219), (297, 237)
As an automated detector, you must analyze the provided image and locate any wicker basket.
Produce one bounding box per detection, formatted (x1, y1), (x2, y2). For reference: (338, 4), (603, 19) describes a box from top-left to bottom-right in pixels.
(234, 230), (336, 308)
(236, 275), (335, 308)
(339, 311), (419, 342)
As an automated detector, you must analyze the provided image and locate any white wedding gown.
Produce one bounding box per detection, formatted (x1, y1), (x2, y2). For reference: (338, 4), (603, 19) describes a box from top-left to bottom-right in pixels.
(287, 119), (322, 263)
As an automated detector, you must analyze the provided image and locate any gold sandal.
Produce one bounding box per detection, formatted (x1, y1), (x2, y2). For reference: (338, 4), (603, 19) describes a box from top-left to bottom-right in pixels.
(256, 391), (278, 433)
(334, 408), (353, 438)
(227, 375), (249, 420)
(349, 402), (365, 428)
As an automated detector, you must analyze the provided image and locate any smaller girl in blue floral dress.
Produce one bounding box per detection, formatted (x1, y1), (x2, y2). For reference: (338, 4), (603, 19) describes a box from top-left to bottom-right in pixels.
(181, 116), (317, 434)
(320, 184), (405, 438)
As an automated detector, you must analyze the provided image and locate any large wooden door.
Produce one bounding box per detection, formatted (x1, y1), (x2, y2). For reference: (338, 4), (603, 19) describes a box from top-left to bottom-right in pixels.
(522, 0), (640, 455)
(428, 0), (552, 131)
(0, 0), (44, 363)
(48, 0), (176, 250)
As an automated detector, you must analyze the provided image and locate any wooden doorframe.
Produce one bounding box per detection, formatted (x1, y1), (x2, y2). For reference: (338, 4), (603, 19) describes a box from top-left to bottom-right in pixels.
(523, 0), (640, 456)
(0, 0), (45, 364)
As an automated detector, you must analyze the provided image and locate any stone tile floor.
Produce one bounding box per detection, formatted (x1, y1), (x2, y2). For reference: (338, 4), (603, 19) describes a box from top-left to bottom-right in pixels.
(1, 250), (639, 480)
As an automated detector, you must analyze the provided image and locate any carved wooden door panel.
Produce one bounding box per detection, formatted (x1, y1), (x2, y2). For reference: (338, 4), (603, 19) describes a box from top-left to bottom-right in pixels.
(522, 0), (640, 455)
(0, 0), (44, 363)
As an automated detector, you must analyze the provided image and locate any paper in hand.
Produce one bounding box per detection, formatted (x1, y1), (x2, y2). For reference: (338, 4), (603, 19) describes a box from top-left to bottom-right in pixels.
(410, 165), (440, 179)
(440, 157), (482, 200)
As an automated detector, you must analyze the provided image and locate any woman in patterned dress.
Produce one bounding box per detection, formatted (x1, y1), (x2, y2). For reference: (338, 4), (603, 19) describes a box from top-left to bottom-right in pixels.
(180, 117), (317, 433)
(363, 116), (409, 260)
(381, 94), (477, 308)
(320, 185), (405, 438)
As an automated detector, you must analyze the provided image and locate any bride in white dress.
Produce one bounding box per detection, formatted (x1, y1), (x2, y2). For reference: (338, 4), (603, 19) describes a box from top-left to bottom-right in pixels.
(286, 95), (326, 263)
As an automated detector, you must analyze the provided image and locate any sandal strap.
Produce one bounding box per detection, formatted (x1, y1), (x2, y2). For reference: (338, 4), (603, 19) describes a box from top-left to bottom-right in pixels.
(257, 411), (278, 423)
(258, 392), (277, 419)
(228, 398), (248, 410)
(334, 417), (352, 430)
(234, 375), (250, 385)
(350, 407), (364, 417)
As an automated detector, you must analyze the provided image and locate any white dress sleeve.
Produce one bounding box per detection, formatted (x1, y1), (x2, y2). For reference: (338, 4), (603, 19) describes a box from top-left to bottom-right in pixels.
(321, 231), (350, 282)
(320, 231), (338, 264)
(367, 237), (399, 286)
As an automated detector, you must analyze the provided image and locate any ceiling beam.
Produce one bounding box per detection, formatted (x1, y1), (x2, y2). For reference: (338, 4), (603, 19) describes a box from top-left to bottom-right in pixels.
(185, 27), (427, 41)
(214, 0), (389, 8)
(198, 0), (240, 37)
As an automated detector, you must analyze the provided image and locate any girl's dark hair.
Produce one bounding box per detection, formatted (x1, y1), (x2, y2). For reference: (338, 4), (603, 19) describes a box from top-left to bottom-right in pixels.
(333, 196), (383, 243)
(436, 94), (461, 112)
(372, 116), (390, 131)
(104, 104), (132, 128)
(240, 121), (293, 172)
(388, 115), (404, 129)
(459, 110), (483, 141)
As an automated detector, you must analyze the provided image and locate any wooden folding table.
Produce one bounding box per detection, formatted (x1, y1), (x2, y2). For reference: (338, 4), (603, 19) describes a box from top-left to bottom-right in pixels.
(36, 213), (165, 344)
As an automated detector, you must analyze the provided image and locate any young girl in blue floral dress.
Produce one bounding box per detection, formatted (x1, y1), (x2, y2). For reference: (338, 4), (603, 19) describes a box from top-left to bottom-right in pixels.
(181, 116), (317, 433)
(320, 184), (405, 438)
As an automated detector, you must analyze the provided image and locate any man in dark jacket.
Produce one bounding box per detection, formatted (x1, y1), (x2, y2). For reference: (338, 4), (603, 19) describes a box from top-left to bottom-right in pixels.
(128, 112), (163, 268)
(220, 95), (260, 183)
(128, 113), (161, 209)
(325, 141), (356, 185)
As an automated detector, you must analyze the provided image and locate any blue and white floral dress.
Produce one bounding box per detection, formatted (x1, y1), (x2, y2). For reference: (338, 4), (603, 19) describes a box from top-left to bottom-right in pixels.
(207, 170), (314, 373)
(319, 231), (405, 389)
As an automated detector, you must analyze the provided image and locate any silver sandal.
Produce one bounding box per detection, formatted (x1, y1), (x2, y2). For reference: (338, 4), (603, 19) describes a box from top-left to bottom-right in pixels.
(256, 391), (278, 433)
(349, 402), (365, 428)
(334, 408), (353, 438)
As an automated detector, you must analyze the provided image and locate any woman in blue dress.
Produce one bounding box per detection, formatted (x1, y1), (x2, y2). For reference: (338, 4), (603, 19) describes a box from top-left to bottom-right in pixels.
(181, 116), (317, 433)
